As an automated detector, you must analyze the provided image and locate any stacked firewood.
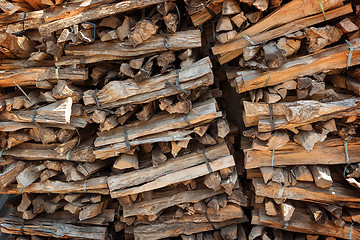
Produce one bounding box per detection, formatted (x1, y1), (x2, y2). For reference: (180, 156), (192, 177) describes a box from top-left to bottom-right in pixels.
(209, 0), (360, 238)
(0, 1), (252, 240)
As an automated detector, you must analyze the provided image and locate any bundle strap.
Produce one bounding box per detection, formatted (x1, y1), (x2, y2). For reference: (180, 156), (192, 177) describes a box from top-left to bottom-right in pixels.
(278, 184), (286, 199)
(317, 0), (327, 21)
(204, 211), (217, 230)
(201, 0), (217, 18)
(343, 139), (351, 177)
(198, 149), (213, 173)
(271, 149), (275, 167)
(268, 103), (275, 131)
(123, 124), (131, 151)
(349, 222), (354, 240)
(240, 33), (255, 45)
(346, 40), (360, 69)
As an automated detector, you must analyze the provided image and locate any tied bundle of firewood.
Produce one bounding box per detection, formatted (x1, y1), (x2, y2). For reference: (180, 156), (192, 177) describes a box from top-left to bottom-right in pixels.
(208, 0), (360, 238)
(0, 1), (252, 239)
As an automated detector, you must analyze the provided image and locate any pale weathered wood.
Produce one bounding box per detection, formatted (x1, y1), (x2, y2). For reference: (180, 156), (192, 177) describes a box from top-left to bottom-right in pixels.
(107, 143), (234, 197)
(133, 204), (246, 240)
(253, 178), (360, 207)
(232, 39), (360, 93)
(59, 30), (202, 65)
(212, 0), (347, 63)
(244, 137), (360, 169)
(0, 217), (107, 239)
(123, 188), (224, 217)
(83, 57), (212, 109)
(254, 206), (360, 239)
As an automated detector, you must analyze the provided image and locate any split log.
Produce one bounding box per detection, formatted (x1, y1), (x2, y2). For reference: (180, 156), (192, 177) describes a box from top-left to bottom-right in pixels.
(184, 0), (224, 26)
(0, 67), (87, 88)
(123, 188), (225, 217)
(107, 143), (235, 198)
(254, 206), (360, 239)
(252, 178), (360, 208)
(133, 204), (247, 240)
(94, 98), (221, 159)
(242, 98), (360, 131)
(37, 0), (165, 35)
(83, 57), (212, 109)
(0, 217), (107, 239)
(0, 176), (109, 194)
(244, 137), (360, 169)
(231, 39), (360, 93)
(58, 30), (201, 65)
(212, 0), (347, 63)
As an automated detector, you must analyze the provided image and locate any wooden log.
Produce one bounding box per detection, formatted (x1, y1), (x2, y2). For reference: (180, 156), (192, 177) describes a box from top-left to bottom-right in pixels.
(185, 0), (224, 26)
(244, 137), (360, 169)
(2, 142), (95, 162)
(133, 204), (247, 240)
(309, 165), (333, 188)
(0, 161), (27, 188)
(212, 0), (347, 63)
(0, 67), (87, 88)
(0, 176), (109, 194)
(0, 217), (107, 240)
(123, 188), (225, 217)
(83, 57), (212, 109)
(94, 130), (192, 159)
(242, 98), (360, 131)
(254, 206), (360, 239)
(232, 38), (360, 93)
(252, 178), (360, 208)
(107, 143), (234, 198)
(94, 98), (220, 159)
(37, 0), (165, 35)
(58, 30), (202, 65)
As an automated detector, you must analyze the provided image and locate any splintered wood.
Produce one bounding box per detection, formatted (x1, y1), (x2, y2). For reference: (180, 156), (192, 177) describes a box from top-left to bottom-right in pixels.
(216, 0), (360, 237)
(0, 0), (246, 239)
(2, 0), (360, 239)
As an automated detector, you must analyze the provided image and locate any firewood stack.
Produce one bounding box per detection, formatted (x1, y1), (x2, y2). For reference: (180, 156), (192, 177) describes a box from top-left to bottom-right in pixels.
(0, 0), (251, 240)
(209, 0), (360, 238)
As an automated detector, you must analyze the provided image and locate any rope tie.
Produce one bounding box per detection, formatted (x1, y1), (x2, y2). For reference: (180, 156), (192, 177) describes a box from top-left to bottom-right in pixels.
(83, 179), (87, 192)
(123, 124), (131, 151)
(183, 115), (191, 125)
(201, 0), (217, 18)
(14, 12), (26, 36)
(85, 22), (96, 40)
(343, 140), (351, 177)
(269, 103), (275, 131)
(290, 167), (296, 178)
(349, 222), (354, 240)
(0, 147), (5, 160)
(271, 149), (275, 167)
(165, 69), (189, 95)
(20, 220), (26, 235)
(55, 66), (61, 80)
(204, 211), (217, 230)
(264, 72), (270, 88)
(92, 89), (100, 108)
(20, 187), (23, 193)
(282, 221), (289, 230)
(240, 33), (255, 45)
(346, 40), (360, 69)
(198, 149), (213, 173)
(65, 130), (81, 160)
(278, 184), (286, 199)
(11, 79), (32, 104)
(31, 106), (42, 128)
(317, 0), (327, 21)
(162, 32), (170, 50)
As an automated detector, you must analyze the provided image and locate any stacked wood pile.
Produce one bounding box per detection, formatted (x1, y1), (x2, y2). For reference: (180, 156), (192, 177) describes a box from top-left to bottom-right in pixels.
(0, 1), (251, 240)
(210, 0), (360, 238)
